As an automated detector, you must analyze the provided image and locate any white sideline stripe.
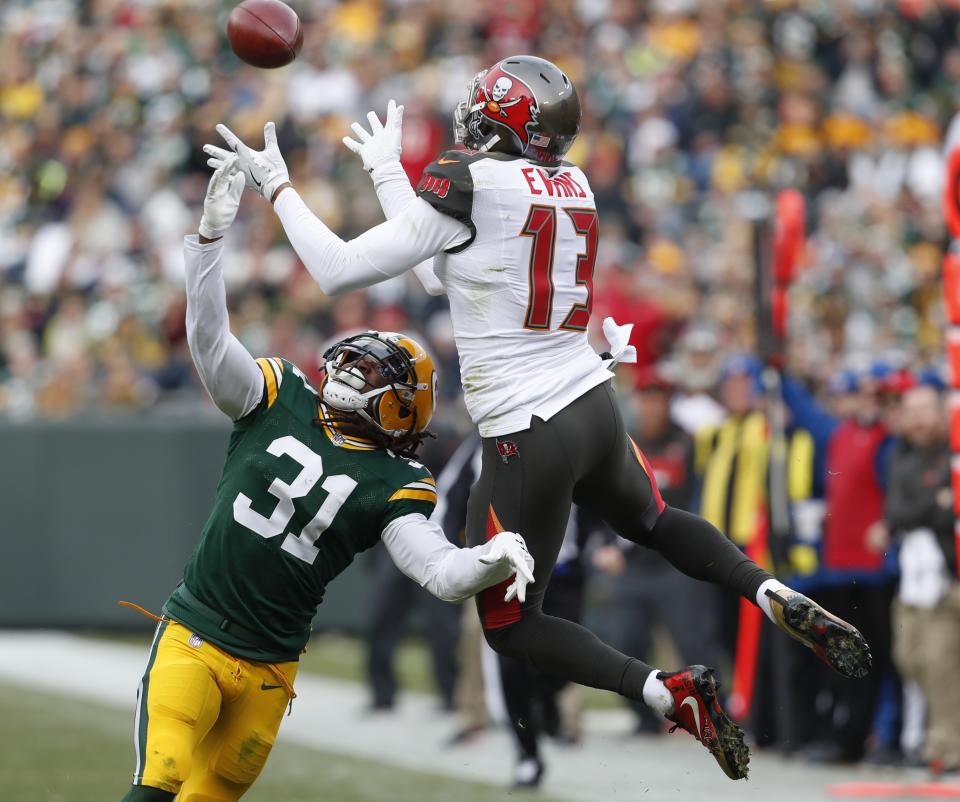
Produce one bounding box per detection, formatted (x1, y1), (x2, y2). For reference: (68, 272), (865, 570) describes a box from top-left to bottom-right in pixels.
(133, 622), (164, 783)
(0, 632), (865, 802)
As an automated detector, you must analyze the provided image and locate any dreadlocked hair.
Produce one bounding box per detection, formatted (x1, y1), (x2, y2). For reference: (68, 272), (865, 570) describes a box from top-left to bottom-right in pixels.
(392, 427), (437, 458)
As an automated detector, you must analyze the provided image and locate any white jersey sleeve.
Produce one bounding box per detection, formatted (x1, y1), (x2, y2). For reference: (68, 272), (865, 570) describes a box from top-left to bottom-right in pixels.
(369, 160), (446, 296)
(272, 188), (468, 295)
(183, 235), (264, 420)
(381, 512), (519, 602)
(416, 150), (612, 437)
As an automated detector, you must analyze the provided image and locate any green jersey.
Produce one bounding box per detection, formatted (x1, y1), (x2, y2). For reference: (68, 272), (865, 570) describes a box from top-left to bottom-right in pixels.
(163, 357), (437, 662)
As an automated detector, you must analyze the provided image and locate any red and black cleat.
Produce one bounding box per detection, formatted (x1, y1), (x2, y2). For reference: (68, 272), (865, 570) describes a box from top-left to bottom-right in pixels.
(659, 665), (749, 781)
(765, 589), (872, 680)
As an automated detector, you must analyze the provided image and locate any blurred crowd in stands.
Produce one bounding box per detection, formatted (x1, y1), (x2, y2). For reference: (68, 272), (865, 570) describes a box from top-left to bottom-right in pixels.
(4, 0), (960, 783)
(2, 0), (954, 419)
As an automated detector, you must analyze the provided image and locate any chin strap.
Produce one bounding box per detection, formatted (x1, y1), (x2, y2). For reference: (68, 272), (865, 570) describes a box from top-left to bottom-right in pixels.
(477, 134), (501, 153)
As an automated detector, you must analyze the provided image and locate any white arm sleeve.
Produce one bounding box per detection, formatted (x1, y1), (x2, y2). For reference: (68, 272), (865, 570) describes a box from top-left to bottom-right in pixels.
(273, 187), (469, 296)
(183, 235), (264, 420)
(381, 513), (514, 603)
(369, 160), (445, 296)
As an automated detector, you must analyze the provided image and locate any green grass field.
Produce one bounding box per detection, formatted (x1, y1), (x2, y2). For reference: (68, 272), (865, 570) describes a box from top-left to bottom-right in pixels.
(0, 682), (565, 802)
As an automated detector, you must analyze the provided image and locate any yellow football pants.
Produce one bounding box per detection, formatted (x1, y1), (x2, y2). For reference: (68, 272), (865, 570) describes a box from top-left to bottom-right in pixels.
(132, 620), (298, 801)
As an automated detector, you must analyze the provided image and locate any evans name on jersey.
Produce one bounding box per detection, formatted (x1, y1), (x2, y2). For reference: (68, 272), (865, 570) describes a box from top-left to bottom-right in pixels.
(417, 151), (612, 438)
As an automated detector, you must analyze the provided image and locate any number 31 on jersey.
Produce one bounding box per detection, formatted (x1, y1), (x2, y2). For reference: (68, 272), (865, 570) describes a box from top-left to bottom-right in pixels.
(232, 436), (357, 565)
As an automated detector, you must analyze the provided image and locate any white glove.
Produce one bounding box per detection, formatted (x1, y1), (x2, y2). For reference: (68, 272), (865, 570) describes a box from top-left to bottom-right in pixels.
(478, 531), (536, 603)
(600, 316), (637, 369)
(342, 99), (404, 173)
(198, 155), (246, 240)
(204, 121), (290, 202)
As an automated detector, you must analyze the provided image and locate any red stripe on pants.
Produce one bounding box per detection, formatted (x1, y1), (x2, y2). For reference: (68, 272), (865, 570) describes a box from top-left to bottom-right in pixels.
(480, 505), (522, 629)
(629, 437), (666, 514)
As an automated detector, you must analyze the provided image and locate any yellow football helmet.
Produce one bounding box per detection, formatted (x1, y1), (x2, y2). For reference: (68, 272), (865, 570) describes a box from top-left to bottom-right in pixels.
(320, 331), (437, 447)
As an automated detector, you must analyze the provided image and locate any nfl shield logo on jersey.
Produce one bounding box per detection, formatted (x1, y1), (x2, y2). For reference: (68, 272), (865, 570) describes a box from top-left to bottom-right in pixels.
(496, 439), (519, 463)
(188, 633), (204, 649)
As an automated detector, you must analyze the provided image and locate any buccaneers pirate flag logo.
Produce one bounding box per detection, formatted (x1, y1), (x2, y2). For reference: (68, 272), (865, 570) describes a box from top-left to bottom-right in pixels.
(473, 66), (541, 151)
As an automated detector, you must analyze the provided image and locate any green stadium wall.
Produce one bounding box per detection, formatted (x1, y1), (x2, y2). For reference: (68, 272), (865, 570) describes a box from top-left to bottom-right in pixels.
(0, 417), (371, 633)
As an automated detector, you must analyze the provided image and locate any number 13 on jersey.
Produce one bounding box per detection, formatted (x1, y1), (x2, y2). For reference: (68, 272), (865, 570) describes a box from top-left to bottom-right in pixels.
(520, 205), (598, 332)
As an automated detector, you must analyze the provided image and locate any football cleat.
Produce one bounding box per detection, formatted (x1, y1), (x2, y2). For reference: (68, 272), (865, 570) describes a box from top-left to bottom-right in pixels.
(765, 589), (872, 679)
(659, 665), (749, 781)
(513, 756), (544, 788)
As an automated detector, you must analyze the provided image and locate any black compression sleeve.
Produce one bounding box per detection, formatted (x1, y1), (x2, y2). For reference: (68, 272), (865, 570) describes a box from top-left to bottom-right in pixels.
(645, 506), (773, 601)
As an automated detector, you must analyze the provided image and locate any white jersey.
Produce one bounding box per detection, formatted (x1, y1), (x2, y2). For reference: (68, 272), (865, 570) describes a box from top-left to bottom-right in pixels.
(417, 150), (612, 437)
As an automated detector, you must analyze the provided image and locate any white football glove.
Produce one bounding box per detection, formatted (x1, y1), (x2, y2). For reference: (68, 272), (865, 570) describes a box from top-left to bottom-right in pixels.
(204, 121), (290, 202)
(198, 155), (246, 240)
(478, 531), (536, 603)
(600, 316), (638, 369)
(342, 99), (404, 173)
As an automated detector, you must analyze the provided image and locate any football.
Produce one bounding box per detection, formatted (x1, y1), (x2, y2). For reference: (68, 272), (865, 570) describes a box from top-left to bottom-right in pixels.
(227, 0), (303, 69)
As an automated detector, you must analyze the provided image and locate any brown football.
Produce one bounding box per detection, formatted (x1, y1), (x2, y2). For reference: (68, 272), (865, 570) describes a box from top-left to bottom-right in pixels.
(227, 0), (303, 69)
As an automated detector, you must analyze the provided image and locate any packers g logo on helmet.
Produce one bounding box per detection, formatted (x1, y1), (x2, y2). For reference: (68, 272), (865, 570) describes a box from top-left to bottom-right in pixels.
(320, 331), (437, 444)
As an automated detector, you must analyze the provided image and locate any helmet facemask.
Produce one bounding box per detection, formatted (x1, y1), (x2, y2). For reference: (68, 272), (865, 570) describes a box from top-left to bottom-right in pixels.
(319, 333), (432, 452)
(453, 69), (503, 154)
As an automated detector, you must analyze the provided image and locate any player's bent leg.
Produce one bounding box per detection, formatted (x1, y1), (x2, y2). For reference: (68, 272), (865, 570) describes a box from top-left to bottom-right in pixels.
(131, 622), (223, 797)
(562, 388), (752, 779)
(571, 384), (770, 600)
(651, 509), (873, 678)
(578, 388), (873, 680)
(178, 657), (297, 802)
(465, 412), (658, 700)
(651, 510), (873, 678)
(482, 608), (656, 698)
(466, 387), (751, 780)
(645, 507), (773, 601)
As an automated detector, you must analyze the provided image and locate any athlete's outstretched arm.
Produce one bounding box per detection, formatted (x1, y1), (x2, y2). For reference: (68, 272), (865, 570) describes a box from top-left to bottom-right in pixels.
(371, 162), (445, 296)
(184, 158), (264, 420)
(205, 121), (468, 296)
(272, 189), (466, 295)
(382, 513), (534, 604)
(343, 101), (445, 296)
